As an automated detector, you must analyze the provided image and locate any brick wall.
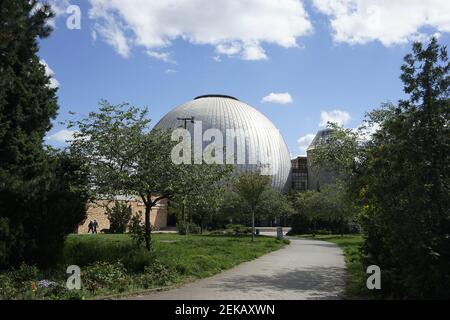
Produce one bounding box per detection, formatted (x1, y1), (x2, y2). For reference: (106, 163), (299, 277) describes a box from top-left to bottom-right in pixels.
(77, 198), (168, 234)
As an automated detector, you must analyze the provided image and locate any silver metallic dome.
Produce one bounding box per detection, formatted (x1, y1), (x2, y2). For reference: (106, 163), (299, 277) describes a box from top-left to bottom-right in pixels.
(155, 95), (292, 190)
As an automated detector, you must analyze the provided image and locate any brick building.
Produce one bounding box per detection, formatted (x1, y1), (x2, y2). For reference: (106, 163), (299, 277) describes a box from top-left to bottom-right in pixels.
(77, 197), (168, 234)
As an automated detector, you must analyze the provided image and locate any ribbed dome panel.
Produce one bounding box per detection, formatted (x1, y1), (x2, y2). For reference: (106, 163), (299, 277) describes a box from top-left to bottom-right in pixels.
(155, 96), (291, 191)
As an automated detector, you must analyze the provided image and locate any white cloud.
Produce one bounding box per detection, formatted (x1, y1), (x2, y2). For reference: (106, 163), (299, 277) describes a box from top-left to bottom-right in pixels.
(92, 15), (130, 58)
(261, 92), (293, 104)
(165, 69), (177, 74)
(297, 133), (316, 156)
(91, 30), (98, 42)
(242, 44), (268, 61)
(357, 122), (381, 141)
(46, 129), (76, 144)
(147, 51), (176, 64)
(320, 110), (351, 127)
(88, 0), (312, 61)
(40, 60), (59, 89)
(312, 0), (450, 46)
(216, 43), (242, 56)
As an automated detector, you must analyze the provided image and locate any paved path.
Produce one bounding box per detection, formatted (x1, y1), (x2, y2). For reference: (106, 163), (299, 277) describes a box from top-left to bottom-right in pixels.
(126, 238), (346, 300)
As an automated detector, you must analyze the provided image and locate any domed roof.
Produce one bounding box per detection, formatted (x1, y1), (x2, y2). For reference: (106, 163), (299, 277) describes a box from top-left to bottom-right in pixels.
(307, 128), (334, 152)
(155, 95), (292, 190)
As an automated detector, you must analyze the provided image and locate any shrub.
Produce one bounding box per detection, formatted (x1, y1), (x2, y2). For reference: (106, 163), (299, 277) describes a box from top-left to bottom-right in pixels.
(177, 222), (201, 235)
(83, 261), (129, 292)
(10, 263), (40, 283)
(0, 264), (69, 300)
(139, 261), (178, 288)
(209, 230), (225, 235)
(0, 153), (90, 269)
(0, 274), (17, 300)
(225, 224), (251, 235)
(355, 40), (450, 299)
(121, 247), (155, 272)
(129, 213), (146, 247)
(106, 201), (132, 234)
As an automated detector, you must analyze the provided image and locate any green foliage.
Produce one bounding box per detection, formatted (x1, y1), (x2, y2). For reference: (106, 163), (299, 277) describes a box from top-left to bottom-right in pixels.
(172, 163), (233, 232)
(121, 247), (155, 273)
(225, 224), (252, 235)
(296, 38), (449, 299)
(0, 263), (69, 300)
(308, 124), (360, 180)
(231, 172), (271, 211)
(24, 152), (90, 267)
(223, 172), (293, 239)
(129, 213), (146, 248)
(0, 273), (18, 300)
(0, 1), (52, 267)
(139, 261), (179, 288)
(83, 261), (127, 289)
(177, 221), (201, 235)
(0, 2), (89, 269)
(67, 101), (195, 252)
(1, 233), (288, 299)
(292, 183), (356, 236)
(106, 201), (132, 234)
(259, 188), (295, 219)
(68, 101), (233, 251)
(9, 263), (39, 283)
(0, 264), (41, 300)
(354, 38), (450, 299)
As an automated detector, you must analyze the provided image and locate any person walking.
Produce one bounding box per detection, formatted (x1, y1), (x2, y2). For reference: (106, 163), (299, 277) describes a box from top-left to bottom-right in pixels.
(93, 219), (98, 234)
(88, 220), (94, 234)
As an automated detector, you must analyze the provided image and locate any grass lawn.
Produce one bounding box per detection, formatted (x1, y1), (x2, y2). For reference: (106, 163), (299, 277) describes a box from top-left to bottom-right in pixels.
(297, 234), (374, 299)
(65, 233), (288, 278)
(0, 233), (288, 300)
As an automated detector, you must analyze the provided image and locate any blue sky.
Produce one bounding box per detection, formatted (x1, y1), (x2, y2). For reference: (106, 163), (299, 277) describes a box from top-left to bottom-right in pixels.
(41, 0), (450, 156)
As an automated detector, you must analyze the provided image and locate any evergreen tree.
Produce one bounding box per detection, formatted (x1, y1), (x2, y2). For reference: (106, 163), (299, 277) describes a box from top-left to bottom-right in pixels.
(0, 1), (87, 267)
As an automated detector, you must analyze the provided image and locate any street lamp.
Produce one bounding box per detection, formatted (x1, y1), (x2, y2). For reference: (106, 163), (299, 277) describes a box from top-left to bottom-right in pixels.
(177, 117), (195, 129)
(176, 117), (195, 235)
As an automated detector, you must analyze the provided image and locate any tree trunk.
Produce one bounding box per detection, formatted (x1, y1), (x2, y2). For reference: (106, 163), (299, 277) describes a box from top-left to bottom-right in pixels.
(312, 220), (316, 238)
(252, 210), (255, 242)
(145, 205), (152, 252)
(182, 196), (188, 236)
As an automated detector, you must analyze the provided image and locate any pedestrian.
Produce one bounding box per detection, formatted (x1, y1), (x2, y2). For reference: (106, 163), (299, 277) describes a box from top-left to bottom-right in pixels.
(88, 220), (93, 234)
(93, 219), (98, 234)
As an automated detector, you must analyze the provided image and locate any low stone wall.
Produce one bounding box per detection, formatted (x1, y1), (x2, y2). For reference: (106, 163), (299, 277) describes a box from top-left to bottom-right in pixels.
(77, 198), (168, 234)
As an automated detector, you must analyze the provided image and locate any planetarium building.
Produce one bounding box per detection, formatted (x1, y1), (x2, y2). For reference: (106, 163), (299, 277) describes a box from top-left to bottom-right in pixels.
(155, 95), (292, 191)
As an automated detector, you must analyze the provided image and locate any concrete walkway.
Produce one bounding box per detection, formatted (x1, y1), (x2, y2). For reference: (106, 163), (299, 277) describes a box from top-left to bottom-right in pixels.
(126, 238), (346, 300)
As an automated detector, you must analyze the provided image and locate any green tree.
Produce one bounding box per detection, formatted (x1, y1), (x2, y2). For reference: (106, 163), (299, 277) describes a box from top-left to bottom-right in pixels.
(293, 183), (355, 237)
(69, 101), (179, 252)
(355, 38), (450, 298)
(25, 151), (90, 267)
(0, 1), (87, 268)
(308, 123), (361, 181)
(106, 201), (132, 234)
(293, 190), (322, 236)
(226, 172), (271, 241)
(258, 188), (295, 225)
(174, 163), (232, 233)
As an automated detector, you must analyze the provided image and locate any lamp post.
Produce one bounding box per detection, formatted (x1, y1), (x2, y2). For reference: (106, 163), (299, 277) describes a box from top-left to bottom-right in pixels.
(177, 117), (195, 130)
(177, 117), (195, 235)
